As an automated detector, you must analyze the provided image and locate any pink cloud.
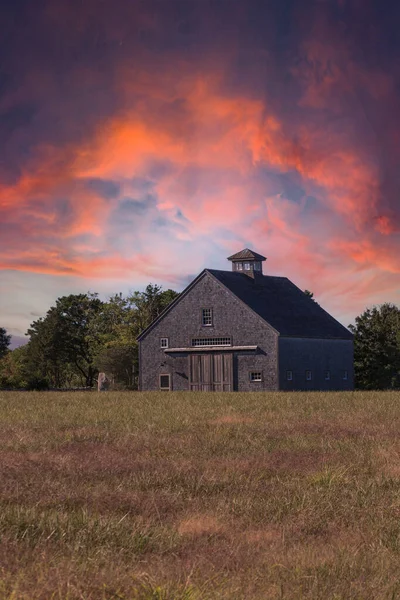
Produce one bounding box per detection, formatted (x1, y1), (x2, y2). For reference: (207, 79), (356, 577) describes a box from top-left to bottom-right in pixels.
(1, 0), (400, 333)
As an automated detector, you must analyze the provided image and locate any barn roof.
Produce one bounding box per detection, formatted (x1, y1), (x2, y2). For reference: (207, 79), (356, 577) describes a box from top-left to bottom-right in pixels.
(137, 268), (353, 341)
(207, 270), (353, 339)
(227, 248), (266, 261)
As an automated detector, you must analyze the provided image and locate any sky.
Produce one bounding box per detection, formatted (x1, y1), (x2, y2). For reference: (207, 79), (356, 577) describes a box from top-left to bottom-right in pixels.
(1, 0), (400, 347)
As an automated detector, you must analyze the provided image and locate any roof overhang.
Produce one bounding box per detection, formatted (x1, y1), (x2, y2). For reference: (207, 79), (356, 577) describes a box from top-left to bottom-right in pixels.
(164, 345), (258, 353)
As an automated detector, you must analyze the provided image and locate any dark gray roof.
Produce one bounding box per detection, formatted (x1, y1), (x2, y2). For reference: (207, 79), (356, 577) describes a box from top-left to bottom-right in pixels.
(227, 248), (267, 262)
(208, 270), (353, 339)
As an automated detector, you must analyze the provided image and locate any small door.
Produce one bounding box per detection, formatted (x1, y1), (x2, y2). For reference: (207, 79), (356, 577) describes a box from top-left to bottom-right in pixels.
(189, 354), (233, 391)
(159, 373), (171, 391)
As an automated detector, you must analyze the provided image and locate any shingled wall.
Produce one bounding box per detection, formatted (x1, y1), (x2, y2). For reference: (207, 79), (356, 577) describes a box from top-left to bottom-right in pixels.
(139, 271), (279, 391)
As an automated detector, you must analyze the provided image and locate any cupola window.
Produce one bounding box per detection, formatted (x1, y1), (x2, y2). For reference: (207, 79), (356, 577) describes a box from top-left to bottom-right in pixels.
(227, 249), (267, 277)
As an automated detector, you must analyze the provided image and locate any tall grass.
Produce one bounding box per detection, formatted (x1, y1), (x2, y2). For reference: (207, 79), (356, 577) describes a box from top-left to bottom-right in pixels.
(0, 391), (399, 598)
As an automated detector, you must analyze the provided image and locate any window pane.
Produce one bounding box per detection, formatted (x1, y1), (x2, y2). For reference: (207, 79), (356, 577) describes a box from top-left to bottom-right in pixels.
(250, 372), (262, 381)
(202, 308), (212, 326)
(160, 375), (170, 389)
(192, 337), (231, 347)
(286, 370), (293, 381)
(244, 263), (251, 270)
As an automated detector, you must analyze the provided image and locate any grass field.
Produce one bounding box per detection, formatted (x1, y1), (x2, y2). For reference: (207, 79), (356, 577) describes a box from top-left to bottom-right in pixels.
(0, 391), (400, 599)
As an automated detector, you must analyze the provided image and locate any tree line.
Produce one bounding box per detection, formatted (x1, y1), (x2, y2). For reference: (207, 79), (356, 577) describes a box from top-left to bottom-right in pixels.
(0, 285), (178, 390)
(0, 289), (399, 390)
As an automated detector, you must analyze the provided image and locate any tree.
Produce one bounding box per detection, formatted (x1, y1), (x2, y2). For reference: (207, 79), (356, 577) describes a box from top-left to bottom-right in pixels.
(0, 327), (11, 359)
(304, 290), (319, 305)
(96, 345), (136, 388)
(90, 286), (179, 389)
(128, 284), (179, 334)
(21, 285), (179, 390)
(0, 345), (29, 389)
(27, 293), (103, 387)
(349, 303), (400, 390)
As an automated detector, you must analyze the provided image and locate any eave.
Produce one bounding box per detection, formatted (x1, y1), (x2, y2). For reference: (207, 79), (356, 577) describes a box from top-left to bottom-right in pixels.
(164, 345), (258, 353)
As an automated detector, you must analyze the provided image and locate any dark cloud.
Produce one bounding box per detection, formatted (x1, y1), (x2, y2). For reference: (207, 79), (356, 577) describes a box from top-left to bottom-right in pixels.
(118, 198), (151, 215)
(1, 0), (400, 333)
(83, 178), (121, 200)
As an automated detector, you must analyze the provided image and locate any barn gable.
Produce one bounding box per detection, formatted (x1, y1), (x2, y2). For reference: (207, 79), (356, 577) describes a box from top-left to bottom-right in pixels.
(137, 268), (279, 342)
(138, 270), (279, 391)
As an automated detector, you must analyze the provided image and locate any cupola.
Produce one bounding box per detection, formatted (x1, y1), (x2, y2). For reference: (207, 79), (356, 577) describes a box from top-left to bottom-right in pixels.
(227, 248), (267, 277)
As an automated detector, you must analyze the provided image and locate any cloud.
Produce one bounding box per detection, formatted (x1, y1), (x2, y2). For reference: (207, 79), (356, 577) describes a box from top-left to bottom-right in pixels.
(1, 0), (400, 333)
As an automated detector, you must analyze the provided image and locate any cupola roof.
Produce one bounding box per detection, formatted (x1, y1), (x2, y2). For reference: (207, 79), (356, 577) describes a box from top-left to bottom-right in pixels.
(227, 248), (267, 262)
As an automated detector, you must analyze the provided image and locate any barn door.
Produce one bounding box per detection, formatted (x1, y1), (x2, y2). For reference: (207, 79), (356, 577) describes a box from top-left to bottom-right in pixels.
(213, 354), (223, 392)
(200, 355), (213, 391)
(190, 354), (233, 391)
(222, 354), (233, 391)
(189, 355), (200, 391)
(189, 355), (212, 391)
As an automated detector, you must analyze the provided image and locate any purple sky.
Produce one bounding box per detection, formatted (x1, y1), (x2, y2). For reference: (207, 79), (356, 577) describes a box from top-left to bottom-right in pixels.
(1, 0), (399, 346)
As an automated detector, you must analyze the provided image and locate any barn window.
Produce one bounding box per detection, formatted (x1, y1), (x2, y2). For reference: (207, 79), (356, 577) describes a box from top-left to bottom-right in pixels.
(159, 374), (171, 391)
(192, 337), (231, 347)
(237, 262), (243, 271)
(306, 370), (312, 381)
(202, 308), (213, 326)
(244, 262), (251, 270)
(160, 338), (169, 349)
(343, 370), (348, 380)
(254, 262), (261, 271)
(324, 370), (330, 381)
(250, 372), (262, 382)
(286, 370), (293, 381)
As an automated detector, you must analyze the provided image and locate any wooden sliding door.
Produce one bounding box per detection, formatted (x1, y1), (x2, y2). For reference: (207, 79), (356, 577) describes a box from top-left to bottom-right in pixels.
(189, 353), (233, 391)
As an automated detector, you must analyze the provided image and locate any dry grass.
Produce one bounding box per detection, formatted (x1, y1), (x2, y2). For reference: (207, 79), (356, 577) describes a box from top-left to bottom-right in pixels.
(0, 390), (399, 599)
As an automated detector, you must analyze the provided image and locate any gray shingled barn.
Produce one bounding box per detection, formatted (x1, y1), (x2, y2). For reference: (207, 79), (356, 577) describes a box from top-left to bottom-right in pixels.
(137, 249), (354, 391)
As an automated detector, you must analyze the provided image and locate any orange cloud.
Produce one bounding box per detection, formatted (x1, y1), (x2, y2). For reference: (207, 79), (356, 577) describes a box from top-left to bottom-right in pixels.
(332, 238), (400, 274)
(0, 69), (396, 284)
(74, 74), (264, 180)
(0, 248), (178, 281)
(1, 44), (399, 332)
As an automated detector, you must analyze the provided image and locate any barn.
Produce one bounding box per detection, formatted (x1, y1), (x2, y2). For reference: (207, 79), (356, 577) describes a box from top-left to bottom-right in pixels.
(137, 249), (354, 391)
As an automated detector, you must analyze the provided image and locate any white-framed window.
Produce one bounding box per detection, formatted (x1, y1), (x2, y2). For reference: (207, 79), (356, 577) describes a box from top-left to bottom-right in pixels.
(202, 308), (213, 326)
(306, 370), (312, 381)
(244, 262), (251, 270)
(250, 371), (262, 382)
(237, 262), (243, 271)
(159, 374), (171, 391)
(343, 370), (348, 380)
(192, 337), (231, 347)
(324, 370), (330, 381)
(160, 338), (169, 349)
(286, 370), (293, 381)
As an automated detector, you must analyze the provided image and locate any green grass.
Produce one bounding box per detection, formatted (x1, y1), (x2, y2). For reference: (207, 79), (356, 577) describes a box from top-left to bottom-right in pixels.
(0, 391), (399, 598)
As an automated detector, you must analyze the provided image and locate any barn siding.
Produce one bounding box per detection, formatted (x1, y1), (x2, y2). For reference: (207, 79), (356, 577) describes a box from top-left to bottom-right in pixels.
(278, 337), (354, 391)
(140, 272), (279, 391)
